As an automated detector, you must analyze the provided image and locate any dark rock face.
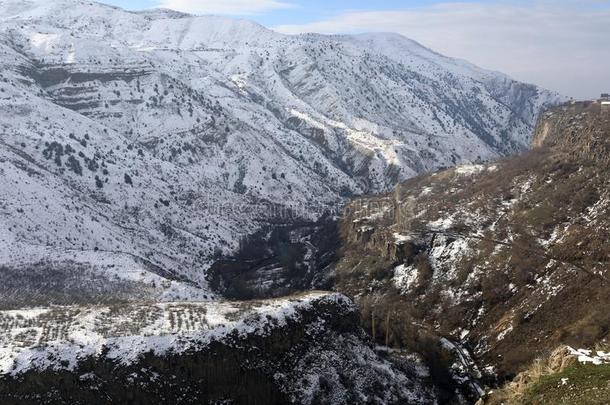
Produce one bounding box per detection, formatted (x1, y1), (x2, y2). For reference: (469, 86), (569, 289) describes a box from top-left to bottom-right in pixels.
(1, 352), (287, 405)
(533, 102), (610, 164)
(207, 217), (340, 300)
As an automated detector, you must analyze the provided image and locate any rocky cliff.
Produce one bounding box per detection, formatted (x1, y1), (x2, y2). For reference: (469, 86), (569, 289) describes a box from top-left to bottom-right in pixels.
(335, 103), (610, 383)
(0, 292), (437, 404)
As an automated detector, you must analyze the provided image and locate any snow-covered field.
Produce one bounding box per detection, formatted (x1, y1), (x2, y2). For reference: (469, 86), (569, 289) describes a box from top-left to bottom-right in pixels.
(0, 291), (343, 375)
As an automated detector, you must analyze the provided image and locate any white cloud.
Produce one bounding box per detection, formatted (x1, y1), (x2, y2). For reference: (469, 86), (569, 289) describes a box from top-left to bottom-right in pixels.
(158, 0), (295, 15)
(274, 2), (610, 99)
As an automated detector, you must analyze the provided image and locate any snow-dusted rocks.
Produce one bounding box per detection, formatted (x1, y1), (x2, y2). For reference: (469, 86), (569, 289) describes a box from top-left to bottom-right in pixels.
(0, 292), (436, 404)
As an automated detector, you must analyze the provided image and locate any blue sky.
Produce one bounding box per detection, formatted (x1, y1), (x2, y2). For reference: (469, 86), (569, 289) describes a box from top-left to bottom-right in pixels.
(103, 0), (457, 25)
(101, 1), (610, 99)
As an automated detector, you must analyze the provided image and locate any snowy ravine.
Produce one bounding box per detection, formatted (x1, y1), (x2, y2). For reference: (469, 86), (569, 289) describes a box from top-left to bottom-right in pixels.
(0, 0), (562, 299)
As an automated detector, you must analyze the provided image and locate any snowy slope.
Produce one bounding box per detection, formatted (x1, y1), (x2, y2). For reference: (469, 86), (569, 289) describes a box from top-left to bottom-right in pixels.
(0, 0), (562, 298)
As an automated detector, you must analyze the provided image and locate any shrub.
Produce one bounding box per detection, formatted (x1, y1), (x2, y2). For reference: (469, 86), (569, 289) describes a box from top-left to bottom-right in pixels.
(65, 156), (82, 176)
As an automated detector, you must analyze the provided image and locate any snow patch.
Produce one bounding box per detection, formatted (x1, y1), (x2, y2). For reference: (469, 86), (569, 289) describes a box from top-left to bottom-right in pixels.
(455, 164), (484, 176)
(393, 264), (418, 291)
(567, 347), (610, 365)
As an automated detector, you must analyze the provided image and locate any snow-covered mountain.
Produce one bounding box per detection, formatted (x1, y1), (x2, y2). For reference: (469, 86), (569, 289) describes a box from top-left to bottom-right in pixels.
(0, 0), (561, 298)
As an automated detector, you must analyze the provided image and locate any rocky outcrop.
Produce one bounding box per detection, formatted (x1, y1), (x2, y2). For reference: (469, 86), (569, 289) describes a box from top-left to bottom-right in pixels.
(533, 103), (610, 164)
(0, 293), (436, 405)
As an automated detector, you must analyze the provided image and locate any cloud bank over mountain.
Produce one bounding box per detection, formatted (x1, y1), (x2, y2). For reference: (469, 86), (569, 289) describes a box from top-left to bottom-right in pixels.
(273, 1), (610, 99)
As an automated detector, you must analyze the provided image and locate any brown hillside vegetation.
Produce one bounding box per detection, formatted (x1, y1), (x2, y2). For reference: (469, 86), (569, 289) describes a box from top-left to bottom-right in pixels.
(336, 103), (610, 382)
(479, 344), (610, 404)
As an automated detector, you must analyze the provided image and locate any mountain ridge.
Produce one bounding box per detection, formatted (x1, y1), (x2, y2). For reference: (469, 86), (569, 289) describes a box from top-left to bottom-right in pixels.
(0, 0), (561, 299)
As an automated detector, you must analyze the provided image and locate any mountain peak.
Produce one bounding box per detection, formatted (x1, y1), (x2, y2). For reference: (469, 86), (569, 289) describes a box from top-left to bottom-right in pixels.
(134, 7), (193, 20)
